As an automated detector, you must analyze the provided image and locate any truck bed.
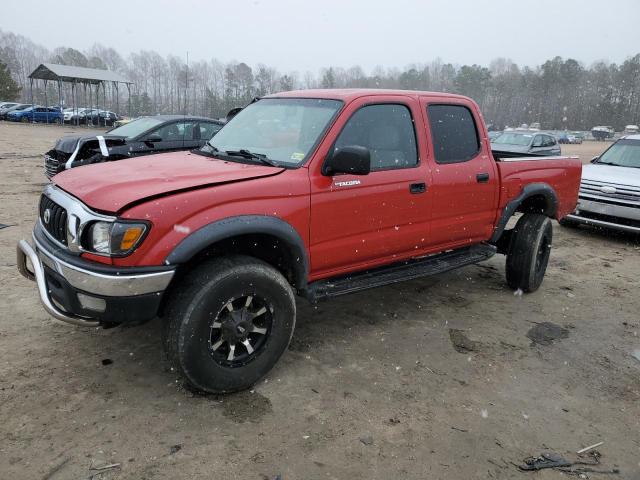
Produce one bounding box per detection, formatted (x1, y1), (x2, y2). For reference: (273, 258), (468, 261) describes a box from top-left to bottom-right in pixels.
(494, 155), (582, 219)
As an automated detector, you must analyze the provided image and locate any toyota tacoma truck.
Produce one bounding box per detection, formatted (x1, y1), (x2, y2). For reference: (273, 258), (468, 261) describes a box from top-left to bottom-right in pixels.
(17, 89), (582, 393)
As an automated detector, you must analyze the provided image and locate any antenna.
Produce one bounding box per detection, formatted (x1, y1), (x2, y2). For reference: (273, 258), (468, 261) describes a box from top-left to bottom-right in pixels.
(183, 51), (188, 144)
(185, 51), (189, 116)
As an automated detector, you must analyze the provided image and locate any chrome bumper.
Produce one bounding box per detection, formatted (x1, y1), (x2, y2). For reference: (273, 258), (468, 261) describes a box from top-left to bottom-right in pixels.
(565, 213), (640, 233)
(16, 238), (175, 327)
(567, 197), (640, 234)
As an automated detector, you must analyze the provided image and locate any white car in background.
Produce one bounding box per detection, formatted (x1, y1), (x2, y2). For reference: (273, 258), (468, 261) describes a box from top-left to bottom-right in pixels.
(563, 134), (640, 233)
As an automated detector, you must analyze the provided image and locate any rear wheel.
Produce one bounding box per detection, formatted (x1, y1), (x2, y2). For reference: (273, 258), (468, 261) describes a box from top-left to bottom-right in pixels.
(20, 117), (29, 123)
(505, 213), (553, 293)
(164, 255), (296, 394)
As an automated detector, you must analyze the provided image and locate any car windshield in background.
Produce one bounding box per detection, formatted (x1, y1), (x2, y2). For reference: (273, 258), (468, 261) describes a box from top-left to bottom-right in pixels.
(107, 117), (164, 139)
(492, 132), (532, 146)
(207, 98), (343, 166)
(597, 139), (640, 168)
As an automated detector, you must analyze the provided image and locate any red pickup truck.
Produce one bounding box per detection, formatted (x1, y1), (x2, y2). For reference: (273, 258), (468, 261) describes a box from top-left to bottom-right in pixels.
(17, 89), (581, 393)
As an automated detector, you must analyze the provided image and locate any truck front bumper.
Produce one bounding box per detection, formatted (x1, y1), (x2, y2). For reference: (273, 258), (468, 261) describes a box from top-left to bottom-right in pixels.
(17, 232), (175, 327)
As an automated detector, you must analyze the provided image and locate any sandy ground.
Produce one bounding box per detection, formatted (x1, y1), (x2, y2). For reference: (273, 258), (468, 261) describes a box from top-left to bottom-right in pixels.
(0, 122), (639, 480)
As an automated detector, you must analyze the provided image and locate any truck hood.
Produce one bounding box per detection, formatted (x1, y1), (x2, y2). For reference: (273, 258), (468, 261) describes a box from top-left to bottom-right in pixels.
(582, 163), (640, 186)
(53, 151), (285, 213)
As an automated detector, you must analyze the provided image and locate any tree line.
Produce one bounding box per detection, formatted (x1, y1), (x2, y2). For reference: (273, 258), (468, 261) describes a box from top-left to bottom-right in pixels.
(1, 29), (639, 130)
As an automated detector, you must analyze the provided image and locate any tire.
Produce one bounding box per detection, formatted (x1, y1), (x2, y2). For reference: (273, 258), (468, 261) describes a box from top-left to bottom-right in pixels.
(505, 213), (553, 293)
(53, 118), (60, 124)
(20, 117), (29, 123)
(164, 255), (296, 394)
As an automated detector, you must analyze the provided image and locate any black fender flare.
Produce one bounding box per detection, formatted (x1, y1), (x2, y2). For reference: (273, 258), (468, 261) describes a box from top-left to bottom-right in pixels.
(165, 215), (308, 290)
(490, 183), (558, 243)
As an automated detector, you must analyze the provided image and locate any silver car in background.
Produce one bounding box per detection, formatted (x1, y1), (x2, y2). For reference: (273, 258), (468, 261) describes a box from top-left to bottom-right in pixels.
(563, 134), (640, 233)
(491, 130), (561, 157)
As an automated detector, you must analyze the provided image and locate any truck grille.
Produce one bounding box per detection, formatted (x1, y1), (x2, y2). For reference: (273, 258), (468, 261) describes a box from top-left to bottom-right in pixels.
(39, 195), (68, 245)
(44, 154), (65, 178)
(579, 179), (640, 207)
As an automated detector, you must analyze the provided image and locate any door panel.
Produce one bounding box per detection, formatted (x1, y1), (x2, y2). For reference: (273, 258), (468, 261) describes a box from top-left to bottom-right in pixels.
(421, 99), (498, 247)
(310, 98), (432, 277)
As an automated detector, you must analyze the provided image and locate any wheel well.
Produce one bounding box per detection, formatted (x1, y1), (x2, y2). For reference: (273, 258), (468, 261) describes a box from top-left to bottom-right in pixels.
(516, 194), (554, 216)
(490, 185), (558, 245)
(158, 233), (303, 317)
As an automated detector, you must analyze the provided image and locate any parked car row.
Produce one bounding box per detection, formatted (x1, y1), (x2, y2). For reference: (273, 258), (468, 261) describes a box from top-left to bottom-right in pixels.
(5, 105), (63, 123)
(63, 108), (120, 126)
(556, 132), (584, 144)
(1, 101), (121, 126)
(0, 102), (33, 120)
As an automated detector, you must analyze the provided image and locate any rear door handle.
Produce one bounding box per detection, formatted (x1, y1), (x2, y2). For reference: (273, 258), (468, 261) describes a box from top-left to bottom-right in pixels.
(476, 173), (490, 183)
(410, 182), (427, 194)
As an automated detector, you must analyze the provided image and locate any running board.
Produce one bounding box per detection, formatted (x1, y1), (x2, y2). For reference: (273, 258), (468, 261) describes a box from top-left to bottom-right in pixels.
(306, 244), (496, 301)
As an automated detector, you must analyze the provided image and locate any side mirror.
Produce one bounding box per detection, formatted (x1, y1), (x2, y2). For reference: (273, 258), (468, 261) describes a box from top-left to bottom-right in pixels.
(591, 156), (599, 164)
(322, 145), (371, 176)
(145, 134), (162, 144)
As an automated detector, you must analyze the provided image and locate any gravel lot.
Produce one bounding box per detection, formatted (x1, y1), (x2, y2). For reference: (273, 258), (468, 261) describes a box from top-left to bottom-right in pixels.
(0, 122), (638, 480)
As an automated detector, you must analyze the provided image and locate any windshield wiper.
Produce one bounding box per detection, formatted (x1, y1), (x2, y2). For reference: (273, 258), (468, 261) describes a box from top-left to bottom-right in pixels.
(205, 141), (220, 152)
(225, 149), (280, 167)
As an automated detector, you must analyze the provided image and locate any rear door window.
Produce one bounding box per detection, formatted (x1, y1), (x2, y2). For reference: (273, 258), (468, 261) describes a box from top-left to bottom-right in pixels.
(427, 104), (480, 163)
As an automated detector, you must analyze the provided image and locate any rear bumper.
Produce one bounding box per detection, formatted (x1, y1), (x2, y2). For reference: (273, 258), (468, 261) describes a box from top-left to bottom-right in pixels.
(17, 232), (175, 327)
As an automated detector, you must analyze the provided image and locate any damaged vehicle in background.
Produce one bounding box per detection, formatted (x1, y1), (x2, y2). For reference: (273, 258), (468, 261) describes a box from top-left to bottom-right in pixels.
(44, 115), (224, 177)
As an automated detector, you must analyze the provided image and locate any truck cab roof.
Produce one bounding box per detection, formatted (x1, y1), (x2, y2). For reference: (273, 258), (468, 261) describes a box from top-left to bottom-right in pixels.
(268, 88), (471, 102)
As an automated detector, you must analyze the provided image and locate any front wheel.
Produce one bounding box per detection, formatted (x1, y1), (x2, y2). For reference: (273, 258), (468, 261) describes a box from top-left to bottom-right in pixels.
(164, 255), (296, 394)
(505, 213), (553, 293)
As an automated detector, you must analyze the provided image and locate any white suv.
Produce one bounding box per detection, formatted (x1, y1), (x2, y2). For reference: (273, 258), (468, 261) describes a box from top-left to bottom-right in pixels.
(563, 134), (640, 233)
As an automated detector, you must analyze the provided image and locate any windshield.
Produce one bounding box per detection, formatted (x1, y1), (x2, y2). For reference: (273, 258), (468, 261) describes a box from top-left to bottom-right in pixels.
(106, 117), (164, 139)
(492, 132), (532, 146)
(207, 98), (343, 166)
(596, 139), (640, 168)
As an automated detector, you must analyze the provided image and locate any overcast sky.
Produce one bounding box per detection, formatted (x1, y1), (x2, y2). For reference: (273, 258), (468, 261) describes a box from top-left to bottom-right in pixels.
(3, 0), (639, 72)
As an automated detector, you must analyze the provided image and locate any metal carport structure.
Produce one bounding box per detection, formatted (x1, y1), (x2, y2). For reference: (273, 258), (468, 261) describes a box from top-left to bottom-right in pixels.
(28, 63), (133, 125)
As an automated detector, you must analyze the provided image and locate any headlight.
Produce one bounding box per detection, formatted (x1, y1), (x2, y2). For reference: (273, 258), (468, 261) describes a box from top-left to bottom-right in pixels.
(86, 221), (148, 256)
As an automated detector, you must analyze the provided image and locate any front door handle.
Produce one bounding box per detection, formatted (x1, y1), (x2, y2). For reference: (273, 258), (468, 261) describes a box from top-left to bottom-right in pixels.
(476, 173), (490, 183)
(410, 182), (427, 194)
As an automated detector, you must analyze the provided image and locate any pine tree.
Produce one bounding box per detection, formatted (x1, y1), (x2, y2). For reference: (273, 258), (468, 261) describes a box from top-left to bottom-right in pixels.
(0, 61), (20, 101)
